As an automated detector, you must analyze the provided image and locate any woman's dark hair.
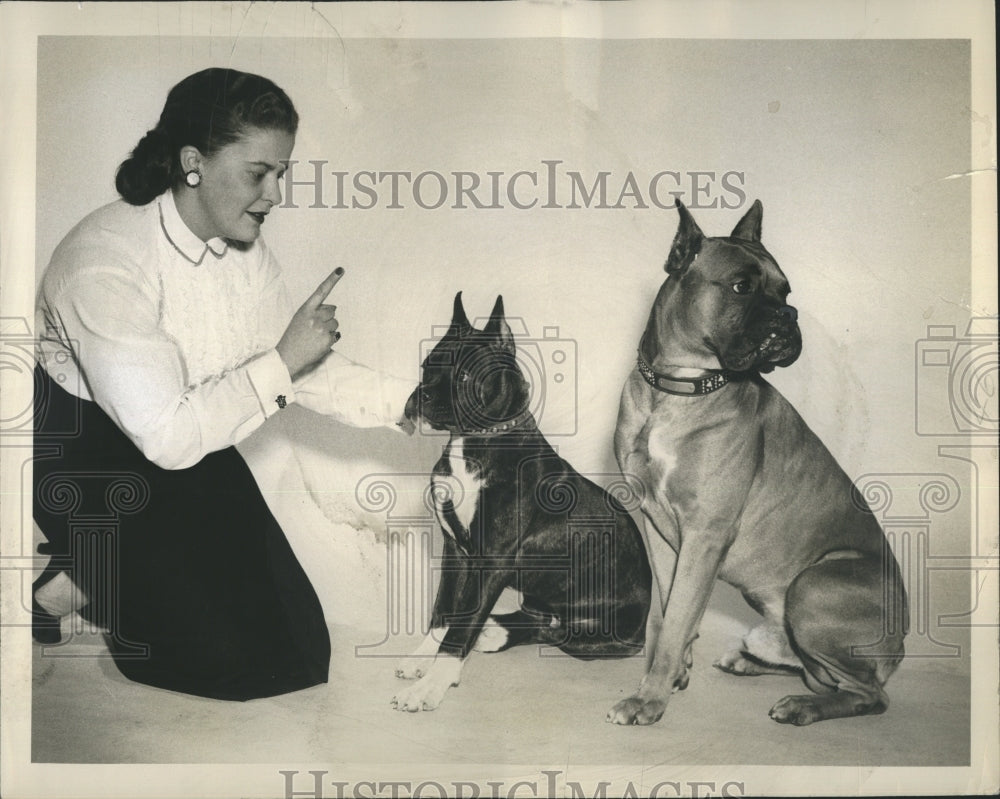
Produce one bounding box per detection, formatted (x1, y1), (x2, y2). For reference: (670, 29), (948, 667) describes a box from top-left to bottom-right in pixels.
(115, 68), (298, 206)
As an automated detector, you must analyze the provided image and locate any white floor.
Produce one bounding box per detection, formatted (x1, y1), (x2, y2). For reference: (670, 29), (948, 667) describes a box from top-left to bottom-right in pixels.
(31, 586), (970, 767)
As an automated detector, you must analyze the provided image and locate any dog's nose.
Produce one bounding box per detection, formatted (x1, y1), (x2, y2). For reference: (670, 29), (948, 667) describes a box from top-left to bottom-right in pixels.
(776, 305), (798, 323)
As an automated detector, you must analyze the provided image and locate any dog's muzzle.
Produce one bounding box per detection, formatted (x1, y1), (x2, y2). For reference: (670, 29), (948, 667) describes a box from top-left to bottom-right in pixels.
(403, 387), (422, 422)
(776, 305), (798, 324)
(405, 384), (457, 430)
(724, 305), (802, 373)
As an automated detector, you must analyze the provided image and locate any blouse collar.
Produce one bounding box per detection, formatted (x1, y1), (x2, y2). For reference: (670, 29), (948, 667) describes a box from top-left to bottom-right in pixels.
(158, 189), (229, 266)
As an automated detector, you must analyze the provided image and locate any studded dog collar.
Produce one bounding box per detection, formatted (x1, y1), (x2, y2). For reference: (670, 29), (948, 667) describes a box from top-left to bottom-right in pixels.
(636, 351), (731, 396)
(466, 408), (535, 436)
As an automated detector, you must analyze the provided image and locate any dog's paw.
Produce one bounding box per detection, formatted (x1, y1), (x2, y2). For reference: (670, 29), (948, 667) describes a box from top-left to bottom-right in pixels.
(714, 649), (744, 672)
(391, 679), (445, 712)
(606, 695), (668, 726)
(472, 618), (510, 653)
(396, 628), (449, 679)
(395, 656), (428, 680)
(714, 650), (769, 676)
(768, 694), (823, 726)
(391, 658), (462, 712)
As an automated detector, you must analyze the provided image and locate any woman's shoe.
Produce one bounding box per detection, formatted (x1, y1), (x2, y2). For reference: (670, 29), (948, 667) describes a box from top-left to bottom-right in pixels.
(32, 571), (88, 644)
(31, 598), (62, 644)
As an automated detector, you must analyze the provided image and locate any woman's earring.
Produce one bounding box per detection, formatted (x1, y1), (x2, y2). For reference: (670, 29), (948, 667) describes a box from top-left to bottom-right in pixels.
(184, 169), (202, 188)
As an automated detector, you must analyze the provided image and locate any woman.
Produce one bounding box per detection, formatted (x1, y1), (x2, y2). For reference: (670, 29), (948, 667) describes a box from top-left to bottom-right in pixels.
(32, 68), (413, 700)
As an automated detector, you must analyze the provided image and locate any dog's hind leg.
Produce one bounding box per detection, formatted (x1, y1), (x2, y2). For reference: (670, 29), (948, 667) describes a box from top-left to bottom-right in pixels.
(474, 587), (528, 652)
(472, 600), (648, 658)
(715, 590), (804, 676)
(770, 550), (907, 726)
(715, 621), (803, 676)
(473, 608), (560, 653)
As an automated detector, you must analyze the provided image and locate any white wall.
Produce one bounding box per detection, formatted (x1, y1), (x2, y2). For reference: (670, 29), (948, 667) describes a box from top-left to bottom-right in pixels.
(35, 36), (979, 647)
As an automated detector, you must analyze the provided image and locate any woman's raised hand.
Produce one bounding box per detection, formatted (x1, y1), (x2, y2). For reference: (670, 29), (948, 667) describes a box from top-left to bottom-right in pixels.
(276, 268), (344, 380)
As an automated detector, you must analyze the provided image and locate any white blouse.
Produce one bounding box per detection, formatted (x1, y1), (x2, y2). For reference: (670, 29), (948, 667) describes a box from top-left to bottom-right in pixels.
(36, 189), (414, 470)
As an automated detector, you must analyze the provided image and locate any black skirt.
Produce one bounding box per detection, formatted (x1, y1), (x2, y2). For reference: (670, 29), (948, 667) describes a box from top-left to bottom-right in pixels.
(32, 364), (331, 700)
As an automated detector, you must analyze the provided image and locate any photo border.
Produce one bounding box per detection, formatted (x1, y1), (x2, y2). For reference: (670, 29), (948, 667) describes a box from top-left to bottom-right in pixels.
(1, 2), (996, 797)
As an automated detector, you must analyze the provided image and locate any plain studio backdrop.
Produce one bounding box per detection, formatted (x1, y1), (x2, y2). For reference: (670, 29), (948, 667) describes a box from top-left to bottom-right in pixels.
(34, 36), (975, 666)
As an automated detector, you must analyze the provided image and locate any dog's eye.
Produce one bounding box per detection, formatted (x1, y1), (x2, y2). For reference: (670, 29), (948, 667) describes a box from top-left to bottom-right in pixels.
(457, 370), (471, 383)
(731, 280), (753, 295)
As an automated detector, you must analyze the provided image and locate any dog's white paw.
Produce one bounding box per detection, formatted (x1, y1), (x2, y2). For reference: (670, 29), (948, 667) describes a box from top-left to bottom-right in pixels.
(391, 657), (463, 712)
(714, 626), (803, 676)
(395, 627), (448, 679)
(714, 649), (757, 674)
(714, 649), (790, 676)
(391, 677), (448, 712)
(395, 657), (428, 680)
(472, 618), (510, 653)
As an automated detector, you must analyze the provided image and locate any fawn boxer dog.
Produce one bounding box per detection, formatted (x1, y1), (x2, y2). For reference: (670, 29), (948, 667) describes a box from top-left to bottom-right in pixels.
(607, 200), (908, 726)
(392, 293), (651, 712)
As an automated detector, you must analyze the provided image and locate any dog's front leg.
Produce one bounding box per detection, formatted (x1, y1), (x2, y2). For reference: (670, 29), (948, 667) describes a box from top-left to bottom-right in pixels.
(392, 567), (510, 712)
(396, 542), (467, 680)
(395, 626), (449, 680)
(637, 516), (678, 671)
(607, 534), (728, 725)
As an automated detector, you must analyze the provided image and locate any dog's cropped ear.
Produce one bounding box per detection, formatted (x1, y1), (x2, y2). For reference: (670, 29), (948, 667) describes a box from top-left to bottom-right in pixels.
(451, 291), (472, 332)
(730, 199), (763, 242)
(484, 295), (515, 352)
(665, 199), (704, 275)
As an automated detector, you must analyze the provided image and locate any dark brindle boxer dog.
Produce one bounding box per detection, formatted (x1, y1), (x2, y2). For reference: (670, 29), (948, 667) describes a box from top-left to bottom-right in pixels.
(607, 200), (908, 726)
(392, 293), (651, 712)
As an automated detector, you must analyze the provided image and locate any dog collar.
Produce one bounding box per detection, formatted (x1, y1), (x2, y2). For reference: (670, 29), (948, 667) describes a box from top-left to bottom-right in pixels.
(466, 409), (535, 436)
(636, 351), (731, 396)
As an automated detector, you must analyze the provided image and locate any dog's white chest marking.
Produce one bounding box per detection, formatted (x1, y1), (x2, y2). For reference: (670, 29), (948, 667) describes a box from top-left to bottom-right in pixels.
(431, 438), (484, 540)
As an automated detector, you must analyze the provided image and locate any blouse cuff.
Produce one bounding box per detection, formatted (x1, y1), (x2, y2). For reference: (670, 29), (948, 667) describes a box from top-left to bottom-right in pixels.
(246, 348), (295, 418)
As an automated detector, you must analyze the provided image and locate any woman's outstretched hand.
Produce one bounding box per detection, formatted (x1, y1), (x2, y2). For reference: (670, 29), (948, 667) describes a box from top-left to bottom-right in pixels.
(277, 268), (343, 381)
